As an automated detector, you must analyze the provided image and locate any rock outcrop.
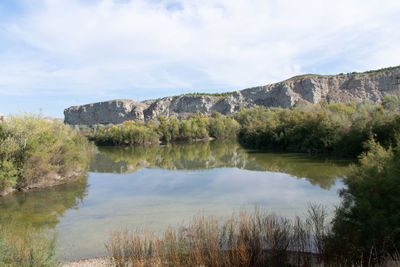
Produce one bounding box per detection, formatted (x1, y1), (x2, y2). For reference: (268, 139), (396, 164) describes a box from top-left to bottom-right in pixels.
(64, 66), (400, 125)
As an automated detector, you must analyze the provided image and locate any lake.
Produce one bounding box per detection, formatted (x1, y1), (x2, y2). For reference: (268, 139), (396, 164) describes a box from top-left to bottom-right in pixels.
(0, 141), (349, 261)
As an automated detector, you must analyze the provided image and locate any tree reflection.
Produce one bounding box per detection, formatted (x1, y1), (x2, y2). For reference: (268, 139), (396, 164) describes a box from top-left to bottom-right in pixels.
(90, 141), (348, 189)
(0, 177), (88, 231)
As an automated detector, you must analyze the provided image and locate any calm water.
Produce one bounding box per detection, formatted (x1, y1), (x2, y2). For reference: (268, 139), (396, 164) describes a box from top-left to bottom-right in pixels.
(0, 141), (349, 260)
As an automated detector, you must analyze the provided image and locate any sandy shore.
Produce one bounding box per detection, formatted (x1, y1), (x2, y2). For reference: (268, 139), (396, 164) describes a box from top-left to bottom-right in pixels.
(62, 257), (112, 267)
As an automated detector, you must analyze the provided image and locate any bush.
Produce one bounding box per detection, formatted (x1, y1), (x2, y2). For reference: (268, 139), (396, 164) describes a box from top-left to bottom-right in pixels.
(330, 139), (400, 264)
(0, 114), (92, 194)
(209, 112), (240, 139)
(0, 226), (59, 267)
(236, 101), (400, 157)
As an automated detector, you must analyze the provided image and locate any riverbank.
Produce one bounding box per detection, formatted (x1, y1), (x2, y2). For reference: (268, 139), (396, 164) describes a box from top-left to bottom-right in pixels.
(63, 257), (111, 267)
(83, 99), (400, 158)
(0, 114), (93, 196)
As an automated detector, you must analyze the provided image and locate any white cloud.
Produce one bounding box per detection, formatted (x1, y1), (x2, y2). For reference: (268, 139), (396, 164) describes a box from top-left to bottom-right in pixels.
(0, 0), (400, 98)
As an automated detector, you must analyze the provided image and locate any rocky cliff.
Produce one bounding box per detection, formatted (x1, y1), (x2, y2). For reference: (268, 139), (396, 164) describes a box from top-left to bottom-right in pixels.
(64, 66), (400, 125)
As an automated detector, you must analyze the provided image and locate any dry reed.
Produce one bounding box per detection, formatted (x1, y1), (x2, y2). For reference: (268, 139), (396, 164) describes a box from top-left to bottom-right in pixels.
(105, 205), (328, 267)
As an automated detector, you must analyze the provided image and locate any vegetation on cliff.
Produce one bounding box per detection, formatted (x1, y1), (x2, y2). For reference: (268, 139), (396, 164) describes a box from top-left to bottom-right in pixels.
(179, 91), (234, 97)
(0, 114), (93, 195)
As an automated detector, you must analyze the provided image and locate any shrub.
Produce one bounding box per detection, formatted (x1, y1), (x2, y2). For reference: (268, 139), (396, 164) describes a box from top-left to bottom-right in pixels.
(330, 139), (400, 264)
(0, 114), (92, 194)
(236, 101), (400, 157)
(0, 226), (59, 267)
(209, 112), (240, 139)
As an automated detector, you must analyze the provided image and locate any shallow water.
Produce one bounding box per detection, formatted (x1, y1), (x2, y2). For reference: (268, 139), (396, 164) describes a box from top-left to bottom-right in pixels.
(0, 141), (349, 260)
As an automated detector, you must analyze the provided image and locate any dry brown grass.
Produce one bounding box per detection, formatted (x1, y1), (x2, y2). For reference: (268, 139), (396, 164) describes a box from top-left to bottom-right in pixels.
(106, 205), (400, 266)
(105, 205), (329, 267)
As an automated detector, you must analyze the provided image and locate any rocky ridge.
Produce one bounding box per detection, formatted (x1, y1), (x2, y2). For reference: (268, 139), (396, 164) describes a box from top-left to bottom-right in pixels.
(64, 66), (400, 125)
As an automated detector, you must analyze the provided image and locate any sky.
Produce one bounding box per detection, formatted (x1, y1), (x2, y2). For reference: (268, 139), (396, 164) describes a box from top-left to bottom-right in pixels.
(0, 0), (399, 118)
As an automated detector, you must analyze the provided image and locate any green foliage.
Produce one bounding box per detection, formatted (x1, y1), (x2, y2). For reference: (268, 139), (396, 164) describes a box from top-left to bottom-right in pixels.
(89, 111), (239, 145)
(0, 114), (92, 194)
(92, 120), (160, 146)
(209, 112), (240, 139)
(342, 65), (400, 75)
(180, 91), (234, 97)
(382, 95), (400, 113)
(236, 101), (400, 157)
(89, 99), (400, 158)
(363, 65), (400, 74)
(330, 139), (400, 263)
(0, 226), (60, 266)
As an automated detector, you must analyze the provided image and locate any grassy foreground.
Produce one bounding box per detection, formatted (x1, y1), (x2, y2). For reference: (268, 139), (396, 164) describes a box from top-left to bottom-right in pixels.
(106, 206), (399, 267)
(0, 114), (93, 195)
(106, 205), (330, 267)
(0, 225), (59, 267)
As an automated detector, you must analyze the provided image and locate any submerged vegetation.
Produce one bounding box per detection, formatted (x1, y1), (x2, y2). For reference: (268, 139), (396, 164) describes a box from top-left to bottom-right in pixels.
(0, 114), (93, 195)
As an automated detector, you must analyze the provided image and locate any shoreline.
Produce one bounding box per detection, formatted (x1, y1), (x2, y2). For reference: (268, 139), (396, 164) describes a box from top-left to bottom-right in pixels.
(0, 169), (86, 197)
(63, 257), (112, 267)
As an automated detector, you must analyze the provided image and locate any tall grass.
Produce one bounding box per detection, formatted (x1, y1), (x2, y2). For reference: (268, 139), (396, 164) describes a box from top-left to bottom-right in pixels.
(0, 225), (60, 266)
(106, 205), (328, 267)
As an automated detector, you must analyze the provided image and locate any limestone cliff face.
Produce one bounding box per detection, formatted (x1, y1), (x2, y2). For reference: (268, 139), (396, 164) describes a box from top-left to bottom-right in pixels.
(64, 67), (400, 125)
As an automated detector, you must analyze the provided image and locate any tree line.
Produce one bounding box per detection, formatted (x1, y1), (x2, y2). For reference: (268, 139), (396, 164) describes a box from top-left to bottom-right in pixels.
(87, 111), (240, 146)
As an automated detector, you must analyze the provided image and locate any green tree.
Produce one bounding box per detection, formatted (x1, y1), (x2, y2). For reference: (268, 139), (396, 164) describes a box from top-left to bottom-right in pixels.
(331, 139), (400, 263)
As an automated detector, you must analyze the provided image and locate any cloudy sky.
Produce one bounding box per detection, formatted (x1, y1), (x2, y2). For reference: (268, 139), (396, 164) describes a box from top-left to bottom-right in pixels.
(0, 0), (399, 117)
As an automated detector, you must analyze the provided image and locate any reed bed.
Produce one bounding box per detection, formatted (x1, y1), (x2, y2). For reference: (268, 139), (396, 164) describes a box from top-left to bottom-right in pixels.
(105, 205), (329, 267)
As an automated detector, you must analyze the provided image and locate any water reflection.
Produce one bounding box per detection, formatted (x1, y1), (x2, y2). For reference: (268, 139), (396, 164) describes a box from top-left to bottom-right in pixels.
(0, 141), (349, 260)
(90, 141), (348, 189)
(0, 177), (88, 230)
